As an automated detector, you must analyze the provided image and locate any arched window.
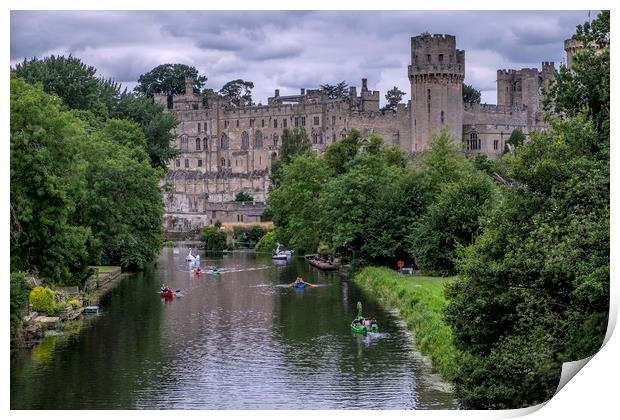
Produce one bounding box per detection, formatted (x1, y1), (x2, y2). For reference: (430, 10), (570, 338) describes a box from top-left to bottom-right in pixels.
(254, 130), (263, 148)
(180, 135), (188, 152)
(273, 134), (279, 148)
(196, 138), (201, 151)
(468, 132), (479, 150)
(241, 131), (250, 150)
(220, 133), (229, 150)
(220, 157), (226, 167)
(203, 137), (208, 151)
(441, 110), (445, 125)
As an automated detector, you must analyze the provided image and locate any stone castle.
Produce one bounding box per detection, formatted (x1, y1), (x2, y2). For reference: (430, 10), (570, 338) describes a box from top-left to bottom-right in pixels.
(159, 33), (571, 234)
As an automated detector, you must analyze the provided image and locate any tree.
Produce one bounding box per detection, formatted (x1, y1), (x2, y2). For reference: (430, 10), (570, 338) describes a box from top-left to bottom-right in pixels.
(323, 129), (363, 175)
(77, 119), (165, 269)
(135, 64), (207, 98)
(268, 154), (331, 254)
(11, 55), (115, 117)
(463, 83), (481, 104)
(201, 221), (228, 251)
(270, 128), (312, 187)
(219, 79), (254, 107)
(503, 128), (526, 154)
(382, 86), (406, 112)
(444, 11), (609, 408)
(110, 92), (179, 169)
(234, 192), (253, 202)
(320, 81), (348, 99)
(10, 77), (93, 284)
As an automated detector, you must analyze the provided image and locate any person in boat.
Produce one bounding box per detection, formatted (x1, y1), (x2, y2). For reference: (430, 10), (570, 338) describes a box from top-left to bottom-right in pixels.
(288, 277), (316, 287)
(161, 284), (171, 293)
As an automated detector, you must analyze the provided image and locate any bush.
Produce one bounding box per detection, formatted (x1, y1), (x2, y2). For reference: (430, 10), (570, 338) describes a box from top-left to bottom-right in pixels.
(29, 286), (57, 314)
(234, 191), (253, 202)
(255, 230), (277, 252)
(234, 225), (268, 248)
(201, 221), (228, 251)
(164, 240), (176, 247)
(11, 272), (32, 333)
(67, 299), (81, 309)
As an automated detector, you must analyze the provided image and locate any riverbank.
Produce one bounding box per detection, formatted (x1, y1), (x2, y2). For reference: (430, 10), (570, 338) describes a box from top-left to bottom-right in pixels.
(353, 266), (460, 383)
(12, 266), (124, 349)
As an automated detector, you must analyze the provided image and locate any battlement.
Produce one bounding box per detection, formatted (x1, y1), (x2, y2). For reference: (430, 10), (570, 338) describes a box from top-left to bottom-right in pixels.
(464, 102), (528, 114)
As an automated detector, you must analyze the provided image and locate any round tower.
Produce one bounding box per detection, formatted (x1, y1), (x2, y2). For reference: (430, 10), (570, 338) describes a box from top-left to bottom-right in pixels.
(408, 34), (464, 152)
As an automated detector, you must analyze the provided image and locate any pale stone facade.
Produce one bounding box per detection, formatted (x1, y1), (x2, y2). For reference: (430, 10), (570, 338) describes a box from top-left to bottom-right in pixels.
(161, 32), (570, 233)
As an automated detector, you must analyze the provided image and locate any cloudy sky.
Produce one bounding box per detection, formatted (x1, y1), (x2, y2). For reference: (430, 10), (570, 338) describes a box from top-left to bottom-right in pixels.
(10, 10), (591, 105)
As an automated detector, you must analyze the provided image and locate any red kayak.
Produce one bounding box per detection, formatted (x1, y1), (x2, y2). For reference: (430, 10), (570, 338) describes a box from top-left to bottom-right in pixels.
(160, 290), (173, 299)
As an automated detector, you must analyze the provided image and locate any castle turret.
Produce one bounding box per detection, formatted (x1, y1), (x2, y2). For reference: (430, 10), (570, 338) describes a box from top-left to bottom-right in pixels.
(408, 34), (464, 152)
(185, 77), (195, 95)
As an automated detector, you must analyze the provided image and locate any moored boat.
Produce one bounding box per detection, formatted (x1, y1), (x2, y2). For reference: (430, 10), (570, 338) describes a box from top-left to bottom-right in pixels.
(305, 255), (337, 271)
(272, 243), (293, 260)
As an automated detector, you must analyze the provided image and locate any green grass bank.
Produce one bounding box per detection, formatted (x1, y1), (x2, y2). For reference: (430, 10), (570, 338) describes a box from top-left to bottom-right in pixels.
(354, 266), (459, 382)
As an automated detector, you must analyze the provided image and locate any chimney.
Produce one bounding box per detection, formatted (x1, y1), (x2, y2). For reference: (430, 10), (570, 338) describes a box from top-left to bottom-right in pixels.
(362, 78), (368, 91)
(185, 77), (195, 95)
(275, 89), (280, 97)
(301, 88), (305, 95)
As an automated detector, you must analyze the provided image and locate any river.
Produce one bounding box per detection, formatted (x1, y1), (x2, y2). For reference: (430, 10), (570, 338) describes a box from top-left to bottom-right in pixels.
(11, 248), (456, 409)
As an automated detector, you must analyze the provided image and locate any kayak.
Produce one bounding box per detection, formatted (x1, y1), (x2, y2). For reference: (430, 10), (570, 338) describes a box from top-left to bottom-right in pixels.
(206, 270), (220, 276)
(294, 283), (305, 289)
(160, 290), (173, 299)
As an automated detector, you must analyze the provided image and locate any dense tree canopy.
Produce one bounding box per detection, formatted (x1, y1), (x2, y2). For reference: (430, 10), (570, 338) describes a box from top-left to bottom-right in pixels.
(462, 83), (481, 104)
(445, 11), (609, 409)
(135, 63), (207, 97)
(382, 86), (406, 112)
(270, 128), (312, 187)
(320, 81), (348, 99)
(219, 79), (254, 107)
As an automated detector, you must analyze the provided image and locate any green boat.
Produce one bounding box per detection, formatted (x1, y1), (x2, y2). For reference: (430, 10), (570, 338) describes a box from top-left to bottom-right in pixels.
(351, 302), (379, 334)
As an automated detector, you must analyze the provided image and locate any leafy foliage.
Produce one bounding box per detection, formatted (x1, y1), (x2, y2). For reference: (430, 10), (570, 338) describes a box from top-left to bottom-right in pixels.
(12, 55), (114, 117)
(503, 128), (526, 154)
(10, 272), (32, 333)
(201, 222), (228, 251)
(234, 192), (253, 202)
(233, 226), (268, 248)
(135, 63), (207, 97)
(445, 11), (609, 408)
(29, 286), (57, 314)
(219, 79), (254, 107)
(462, 83), (481, 104)
(382, 86), (406, 112)
(255, 230), (277, 253)
(269, 154), (331, 254)
(270, 128), (312, 187)
(320, 81), (348, 99)
(10, 77), (93, 284)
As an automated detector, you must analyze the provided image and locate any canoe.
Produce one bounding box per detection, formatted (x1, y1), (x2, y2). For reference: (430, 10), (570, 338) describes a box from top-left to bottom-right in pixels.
(305, 256), (338, 271)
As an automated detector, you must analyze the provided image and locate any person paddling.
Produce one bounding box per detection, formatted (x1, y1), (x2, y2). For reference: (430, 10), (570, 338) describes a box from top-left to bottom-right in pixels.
(288, 277), (316, 288)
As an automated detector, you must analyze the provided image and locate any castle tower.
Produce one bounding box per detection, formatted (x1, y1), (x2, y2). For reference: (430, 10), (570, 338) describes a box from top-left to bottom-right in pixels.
(408, 34), (464, 152)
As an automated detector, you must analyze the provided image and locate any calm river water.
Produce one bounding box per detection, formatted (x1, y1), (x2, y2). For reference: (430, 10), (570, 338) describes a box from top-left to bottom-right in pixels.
(11, 248), (456, 409)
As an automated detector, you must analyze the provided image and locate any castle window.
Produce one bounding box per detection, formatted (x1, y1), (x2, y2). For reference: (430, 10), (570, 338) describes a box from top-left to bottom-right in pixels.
(224, 120), (229, 128)
(220, 133), (229, 150)
(220, 157), (225, 167)
(274, 119), (278, 128)
(228, 159), (231, 167)
(294, 117), (299, 127)
(184, 158), (189, 168)
(319, 133), (324, 144)
(441, 111), (444, 125)
(180, 135), (189, 152)
(235, 160), (238, 167)
(274, 134), (279, 148)
(196, 138), (201, 151)
(198, 122), (201, 133)
(427, 54), (431, 63)
(439, 54), (444, 63)
(493, 139), (499, 150)
(203, 138), (208, 150)
(254, 131), (263, 148)
(301, 116), (306, 126)
(283, 119), (287, 128)
(236, 120), (240, 128)
(198, 159), (203, 167)
(392, 131), (400, 145)
(332, 133), (336, 142)
(175, 159), (180, 167)
(250, 119), (254, 128)
(468, 133), (480, 150)
(261, 119), (265, 127)
(427, 89), (431, 113)
(241, 131), (250, 150)
(312, 133), (318, 144)
(314, 116), (320, 126)
(332, 115), (336, 125)
(192, 103), (198, 110)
